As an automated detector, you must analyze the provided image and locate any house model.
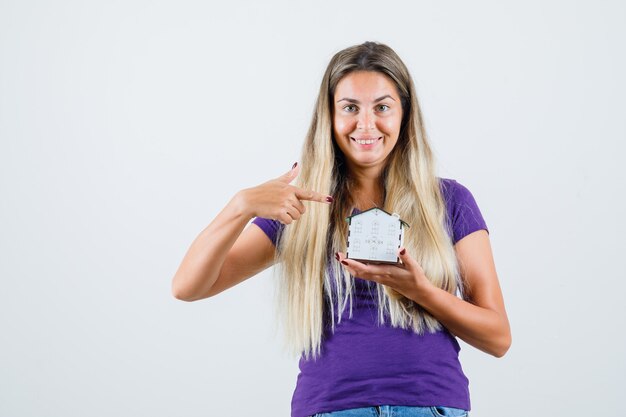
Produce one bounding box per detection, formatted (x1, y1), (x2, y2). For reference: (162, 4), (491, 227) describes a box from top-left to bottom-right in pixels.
(345, 207), (410, 264)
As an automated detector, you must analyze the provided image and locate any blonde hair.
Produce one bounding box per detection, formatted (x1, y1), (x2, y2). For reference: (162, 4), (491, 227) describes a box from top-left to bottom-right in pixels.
(275, 41), (461, 360)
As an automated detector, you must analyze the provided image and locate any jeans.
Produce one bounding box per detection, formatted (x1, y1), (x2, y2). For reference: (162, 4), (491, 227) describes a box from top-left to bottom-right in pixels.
(311, 405), (468, 417)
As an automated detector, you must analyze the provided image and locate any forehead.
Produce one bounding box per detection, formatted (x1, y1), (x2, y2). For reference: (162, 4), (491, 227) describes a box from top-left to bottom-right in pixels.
(334, 71), (399, 101)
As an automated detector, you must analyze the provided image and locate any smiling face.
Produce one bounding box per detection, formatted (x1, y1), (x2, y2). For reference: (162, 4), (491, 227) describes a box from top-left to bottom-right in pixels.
(333, 71), (403, 175)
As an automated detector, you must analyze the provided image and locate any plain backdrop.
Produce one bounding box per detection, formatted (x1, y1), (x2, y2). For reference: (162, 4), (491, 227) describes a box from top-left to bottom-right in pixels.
(1, 1), (625, 416)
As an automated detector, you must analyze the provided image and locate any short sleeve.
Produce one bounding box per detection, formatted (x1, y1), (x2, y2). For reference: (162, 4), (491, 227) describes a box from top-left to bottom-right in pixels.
(251, 217), (283, 246)
(441, 179), (489, 244)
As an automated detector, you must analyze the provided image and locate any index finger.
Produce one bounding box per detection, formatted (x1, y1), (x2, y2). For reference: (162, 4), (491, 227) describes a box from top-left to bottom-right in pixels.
(293, 187), (333, 204)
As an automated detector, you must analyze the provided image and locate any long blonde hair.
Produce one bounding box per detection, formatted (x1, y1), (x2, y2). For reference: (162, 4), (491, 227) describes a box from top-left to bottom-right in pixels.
(275, 41), (461, 360)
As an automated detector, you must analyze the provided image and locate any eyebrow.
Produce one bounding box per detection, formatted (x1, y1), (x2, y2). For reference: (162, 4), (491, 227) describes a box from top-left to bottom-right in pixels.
(336, 94), (396, 104)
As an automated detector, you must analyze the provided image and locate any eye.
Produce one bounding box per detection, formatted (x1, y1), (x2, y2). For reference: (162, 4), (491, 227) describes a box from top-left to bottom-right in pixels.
(377, 104), (390, 112)
(343, 104), (358, 113)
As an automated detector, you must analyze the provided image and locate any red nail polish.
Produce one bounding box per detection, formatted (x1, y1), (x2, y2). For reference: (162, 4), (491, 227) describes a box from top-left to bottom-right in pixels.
(399, 248), (406, 255)
(292, 162), (298, 169)
(341, 260), (348, 265)
(335, 252), (340, 261)
(326, 196), (334, 203)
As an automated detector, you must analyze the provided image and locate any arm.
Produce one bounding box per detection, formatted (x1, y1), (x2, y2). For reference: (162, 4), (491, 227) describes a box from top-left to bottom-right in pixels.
(171, 164), (332, 301)
(337, 229), (511, 357)
(411, 230), (511, 357)
(171, 194), (275, 301)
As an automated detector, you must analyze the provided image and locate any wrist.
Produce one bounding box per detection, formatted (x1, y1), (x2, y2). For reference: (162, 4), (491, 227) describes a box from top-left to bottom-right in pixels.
(231, 189), (255, 220)
(409, 274), (437, 304)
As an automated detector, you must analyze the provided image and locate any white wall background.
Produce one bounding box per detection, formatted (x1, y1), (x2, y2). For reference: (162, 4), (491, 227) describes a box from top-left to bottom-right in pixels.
(1, 1), (624, 416)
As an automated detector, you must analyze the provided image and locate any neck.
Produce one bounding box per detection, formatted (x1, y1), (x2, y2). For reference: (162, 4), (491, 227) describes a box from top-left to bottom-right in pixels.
(348, 164), (385, 210)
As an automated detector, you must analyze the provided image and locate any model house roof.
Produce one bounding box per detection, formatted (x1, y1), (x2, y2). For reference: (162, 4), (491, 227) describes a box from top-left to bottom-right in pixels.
(345, 207), (410, 228)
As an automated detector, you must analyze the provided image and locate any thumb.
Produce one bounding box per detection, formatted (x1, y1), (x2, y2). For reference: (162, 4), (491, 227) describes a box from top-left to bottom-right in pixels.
(277, 162), (300, 184)
(397, 247), (418, 269)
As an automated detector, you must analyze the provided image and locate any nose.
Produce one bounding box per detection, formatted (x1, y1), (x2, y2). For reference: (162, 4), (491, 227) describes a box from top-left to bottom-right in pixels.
(356, 110), (374, 130)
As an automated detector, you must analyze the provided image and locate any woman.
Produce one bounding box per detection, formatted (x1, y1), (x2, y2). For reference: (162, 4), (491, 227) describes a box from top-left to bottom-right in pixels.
(172, 41), (511, 417)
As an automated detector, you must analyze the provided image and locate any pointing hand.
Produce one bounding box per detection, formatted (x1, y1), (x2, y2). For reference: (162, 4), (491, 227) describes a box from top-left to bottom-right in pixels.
(238, 163), (333, 224)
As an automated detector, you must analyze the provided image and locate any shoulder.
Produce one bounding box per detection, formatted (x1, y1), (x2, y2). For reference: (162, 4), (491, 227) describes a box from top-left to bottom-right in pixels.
(438, 177), (480, 206)
(437, 177), (489, 244)
(251, 217), (283, 246)
(438, 177), (472, 200)
(438, 177), (456, 201)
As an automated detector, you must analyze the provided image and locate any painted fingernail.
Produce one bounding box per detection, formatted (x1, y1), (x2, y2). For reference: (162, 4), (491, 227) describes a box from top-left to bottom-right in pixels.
(341, 260), (348, 265)
(399, 248), (406, 255)
(292, 162), (298, 170)
(326, 196), (334, 203)
(335, 252), (340, 261)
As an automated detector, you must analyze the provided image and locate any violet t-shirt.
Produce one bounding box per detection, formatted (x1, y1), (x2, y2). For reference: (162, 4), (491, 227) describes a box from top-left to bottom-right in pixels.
(252, 178), (488, 417)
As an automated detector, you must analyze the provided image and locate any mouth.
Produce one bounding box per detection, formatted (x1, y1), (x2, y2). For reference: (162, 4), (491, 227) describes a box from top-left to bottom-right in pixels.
(351, 136), (382, 145)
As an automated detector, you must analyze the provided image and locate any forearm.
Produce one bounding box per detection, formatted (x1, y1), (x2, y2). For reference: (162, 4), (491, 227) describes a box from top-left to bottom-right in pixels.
(410, 284), (511, 357)
(172, 191), (252, 301)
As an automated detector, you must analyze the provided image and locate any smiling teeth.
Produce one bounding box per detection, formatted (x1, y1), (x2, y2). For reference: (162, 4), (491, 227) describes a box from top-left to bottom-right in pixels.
(356, 138), (377, 145)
